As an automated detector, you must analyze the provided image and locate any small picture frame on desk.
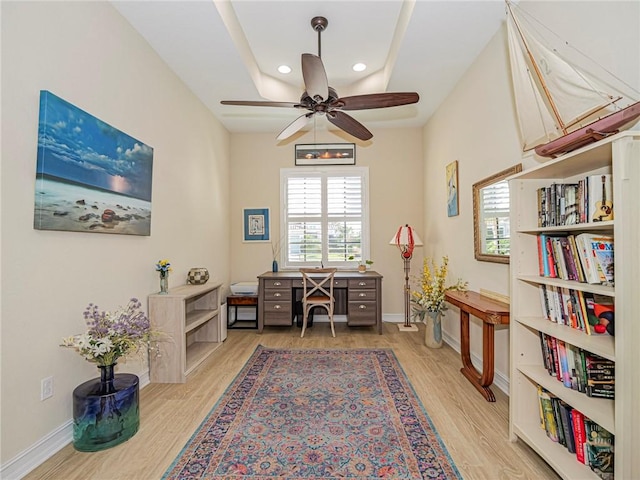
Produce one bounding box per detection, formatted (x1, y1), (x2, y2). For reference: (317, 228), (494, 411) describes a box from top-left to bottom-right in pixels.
(243, 208), (270, 242)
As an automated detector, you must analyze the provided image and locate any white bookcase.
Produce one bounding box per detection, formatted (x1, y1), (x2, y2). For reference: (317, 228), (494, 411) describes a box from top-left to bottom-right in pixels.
(148, 282), (224, 383)
(509, 132), (640, 479)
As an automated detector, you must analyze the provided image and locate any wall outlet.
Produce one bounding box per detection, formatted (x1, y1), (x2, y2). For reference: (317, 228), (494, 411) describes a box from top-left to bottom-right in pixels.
(41, 376), (54, 400)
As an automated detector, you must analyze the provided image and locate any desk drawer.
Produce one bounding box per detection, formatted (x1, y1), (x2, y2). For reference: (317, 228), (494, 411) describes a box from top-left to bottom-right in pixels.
(263, 288), (291, 301)
(347, 301), (377, 326)
(292, 279), (348, 289)
(348, 278), (376, 289)
(263, 301), (292, 325)
(263, 279), (292, 289)
(348, 289), (376, 301)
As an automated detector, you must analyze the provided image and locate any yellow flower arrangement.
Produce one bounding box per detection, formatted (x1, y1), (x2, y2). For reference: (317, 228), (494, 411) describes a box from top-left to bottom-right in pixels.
(411, 256), (467, 321)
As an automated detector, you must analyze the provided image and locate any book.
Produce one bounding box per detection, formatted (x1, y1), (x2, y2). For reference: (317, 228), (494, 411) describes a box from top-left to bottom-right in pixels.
(559, 401), (576, 453)
(538, 388), (559, 442)
(575, 233), (604, 284)
(588, 174), (614, 223)
(590, 235), (614, 286)
(570, 345), (586, 393)
(544, 235), (558, 278)
(572, 409), (587, 464)
(567, 234), (586, 282)
(556, 340), (572, 388)
(585, 419), (614, 479)
(538, 285), (551, 321)
(551, 396), (566, 446)
(560, 236), (580, 281)
(576, 290), (592, 335)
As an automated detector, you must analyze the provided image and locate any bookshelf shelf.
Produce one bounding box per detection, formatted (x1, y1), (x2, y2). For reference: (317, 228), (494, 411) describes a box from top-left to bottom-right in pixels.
(517, 316), (615, 360)
(509, 132), (640, 479)
(517, 275), (615, 297)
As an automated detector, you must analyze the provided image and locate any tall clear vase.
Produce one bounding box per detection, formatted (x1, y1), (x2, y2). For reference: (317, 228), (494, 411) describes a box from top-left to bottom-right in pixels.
(425, 310), (443, 348)
(159, 272), (169, 294)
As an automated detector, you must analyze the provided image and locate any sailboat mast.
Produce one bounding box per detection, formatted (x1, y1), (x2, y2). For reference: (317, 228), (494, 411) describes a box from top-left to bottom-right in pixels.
(506, 1), (568, 134)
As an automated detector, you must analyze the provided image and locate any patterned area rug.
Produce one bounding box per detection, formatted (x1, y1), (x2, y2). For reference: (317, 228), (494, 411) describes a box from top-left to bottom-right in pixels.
(163, 346), (461, 479)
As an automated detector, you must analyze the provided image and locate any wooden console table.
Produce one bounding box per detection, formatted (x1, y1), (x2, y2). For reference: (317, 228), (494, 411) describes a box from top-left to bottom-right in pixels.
(444, 290), (509, 402)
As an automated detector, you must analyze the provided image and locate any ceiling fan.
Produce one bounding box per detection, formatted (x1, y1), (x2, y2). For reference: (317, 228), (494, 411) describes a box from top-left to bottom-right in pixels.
(220, 16), (419, 141)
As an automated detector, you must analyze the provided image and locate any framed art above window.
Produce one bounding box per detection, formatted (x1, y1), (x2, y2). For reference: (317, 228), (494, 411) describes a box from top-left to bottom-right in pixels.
(295, 143), (355, 166)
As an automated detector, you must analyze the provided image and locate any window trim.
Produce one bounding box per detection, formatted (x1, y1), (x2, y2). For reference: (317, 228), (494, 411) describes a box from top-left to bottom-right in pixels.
(280, 167), (370, 270)
(472, 164), (522, 264)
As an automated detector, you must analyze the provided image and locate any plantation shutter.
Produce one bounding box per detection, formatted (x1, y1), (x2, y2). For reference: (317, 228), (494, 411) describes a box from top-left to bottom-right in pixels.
(282, 168), (368, 268)
(481, 180), (512, 255)
(286, 175), (322, 263)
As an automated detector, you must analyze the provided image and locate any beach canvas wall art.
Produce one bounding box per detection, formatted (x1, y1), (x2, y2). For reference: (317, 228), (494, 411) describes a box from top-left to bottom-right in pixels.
(34, 91), (153, 236)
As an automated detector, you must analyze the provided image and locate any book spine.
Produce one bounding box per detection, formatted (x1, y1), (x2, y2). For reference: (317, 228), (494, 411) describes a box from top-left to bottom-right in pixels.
(572, 409), (587, 464)
(559, 401), (575, 453)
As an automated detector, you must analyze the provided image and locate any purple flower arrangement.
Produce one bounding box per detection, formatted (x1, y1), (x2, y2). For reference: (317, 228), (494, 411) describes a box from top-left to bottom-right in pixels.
(61, 298), (153, 366)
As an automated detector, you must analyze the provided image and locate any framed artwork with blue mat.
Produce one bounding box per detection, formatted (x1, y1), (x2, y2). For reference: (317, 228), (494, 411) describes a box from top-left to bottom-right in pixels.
(243, 207), (270, 242)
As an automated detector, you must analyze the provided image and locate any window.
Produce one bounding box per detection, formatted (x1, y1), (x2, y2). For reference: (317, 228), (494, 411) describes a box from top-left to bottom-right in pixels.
(473, 164), (521, 264)
(480, 180), (511, 255)
(280, 167), (369, 268)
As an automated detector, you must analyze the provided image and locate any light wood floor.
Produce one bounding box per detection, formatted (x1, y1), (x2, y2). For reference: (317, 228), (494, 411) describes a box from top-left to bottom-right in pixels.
(24, 322), (559, 479)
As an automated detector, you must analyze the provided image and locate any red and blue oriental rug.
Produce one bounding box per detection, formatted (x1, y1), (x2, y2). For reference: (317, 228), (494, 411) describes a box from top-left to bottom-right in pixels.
(163, 346), (461, 479)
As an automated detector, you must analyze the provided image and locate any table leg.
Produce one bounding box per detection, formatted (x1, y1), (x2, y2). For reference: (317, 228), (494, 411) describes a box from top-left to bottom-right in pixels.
(458, 310), (497, 402)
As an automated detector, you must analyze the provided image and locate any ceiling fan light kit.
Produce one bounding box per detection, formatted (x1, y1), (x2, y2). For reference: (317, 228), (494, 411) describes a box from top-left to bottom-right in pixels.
(221, 16), (419, 142)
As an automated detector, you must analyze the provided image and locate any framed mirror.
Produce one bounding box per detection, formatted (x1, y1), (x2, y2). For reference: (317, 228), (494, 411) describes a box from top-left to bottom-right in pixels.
(473, 164), (522, 264)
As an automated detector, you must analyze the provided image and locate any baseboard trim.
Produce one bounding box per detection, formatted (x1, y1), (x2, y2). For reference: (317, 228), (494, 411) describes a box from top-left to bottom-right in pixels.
(0, 371), (150, 480)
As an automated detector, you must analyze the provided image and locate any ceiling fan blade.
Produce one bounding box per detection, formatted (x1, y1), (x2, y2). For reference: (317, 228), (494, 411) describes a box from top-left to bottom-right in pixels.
(277, 113), (314, 141)
(335, 92), (419, 110)
(221, 100), (301, 108)
(327, 111), (373, 141)
(302, 53), (329, 102)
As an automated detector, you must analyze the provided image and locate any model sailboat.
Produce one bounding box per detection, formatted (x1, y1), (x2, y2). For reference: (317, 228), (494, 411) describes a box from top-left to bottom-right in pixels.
(506, 1), (640, 158)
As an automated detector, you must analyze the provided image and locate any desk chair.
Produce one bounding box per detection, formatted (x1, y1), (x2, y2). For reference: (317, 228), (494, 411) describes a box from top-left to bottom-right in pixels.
(299, 268), (337, 338)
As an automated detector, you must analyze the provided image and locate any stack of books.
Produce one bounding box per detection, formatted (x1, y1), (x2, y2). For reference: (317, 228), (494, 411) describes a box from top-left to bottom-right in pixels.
(537, 174), (613, 227)
(537, 386), (614, 479)
(538, 333), (615, 399)
(537, 233), (614, 286)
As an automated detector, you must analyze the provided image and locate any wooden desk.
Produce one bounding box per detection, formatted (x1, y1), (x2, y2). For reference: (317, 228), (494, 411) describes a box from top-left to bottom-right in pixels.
(444, 290), (510, 402)
(257, 271), (383, 334)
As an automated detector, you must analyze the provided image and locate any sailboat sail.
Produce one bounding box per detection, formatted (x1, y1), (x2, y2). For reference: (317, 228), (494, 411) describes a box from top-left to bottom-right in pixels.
(506, 16), (557, 149)
(505, 1), (640, 156)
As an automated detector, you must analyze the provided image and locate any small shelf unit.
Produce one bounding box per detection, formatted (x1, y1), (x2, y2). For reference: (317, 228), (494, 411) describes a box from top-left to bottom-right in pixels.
(509, 132), (640, 479)
(149, 282), (224, 383)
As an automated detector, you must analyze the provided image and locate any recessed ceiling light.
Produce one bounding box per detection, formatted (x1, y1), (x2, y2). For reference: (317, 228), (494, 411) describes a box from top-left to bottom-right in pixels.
(352, 63), (366, 72)
(278, 65), (292, 74)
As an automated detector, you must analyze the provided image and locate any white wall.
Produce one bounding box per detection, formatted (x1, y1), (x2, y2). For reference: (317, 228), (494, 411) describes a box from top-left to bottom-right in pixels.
(422, 1), (639, 378)
(229, 128), (425, 317)
(1, 1), (230, 465)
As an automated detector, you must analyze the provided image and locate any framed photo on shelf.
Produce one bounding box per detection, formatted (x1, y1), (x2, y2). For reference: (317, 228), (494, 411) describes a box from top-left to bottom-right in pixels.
(446, 160), (459, 217)
(295, 143), (355, 166)
(243, 208), (270, 242)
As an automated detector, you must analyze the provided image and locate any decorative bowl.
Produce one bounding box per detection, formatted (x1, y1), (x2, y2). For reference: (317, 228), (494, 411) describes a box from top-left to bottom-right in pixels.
(187, 268), (209, 285)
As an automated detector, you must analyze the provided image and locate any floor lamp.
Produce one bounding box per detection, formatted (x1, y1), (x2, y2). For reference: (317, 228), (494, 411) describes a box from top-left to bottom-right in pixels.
(390, 224), (423, 332)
